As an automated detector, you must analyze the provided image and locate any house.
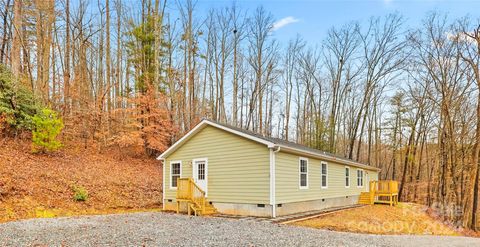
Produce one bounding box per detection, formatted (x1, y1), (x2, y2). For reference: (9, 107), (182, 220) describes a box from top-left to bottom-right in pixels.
(158, 119), (381, 217)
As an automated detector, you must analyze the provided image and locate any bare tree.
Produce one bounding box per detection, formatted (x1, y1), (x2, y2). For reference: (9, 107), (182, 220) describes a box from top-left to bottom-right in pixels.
(456, 17), (480, 230)
(246, 6), (275, 133)
(281, 36), (304, 140)
(348, 13), (406, 161)
(323, 22), (360, 153)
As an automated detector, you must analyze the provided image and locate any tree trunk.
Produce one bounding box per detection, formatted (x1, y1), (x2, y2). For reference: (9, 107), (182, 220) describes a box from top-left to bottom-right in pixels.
(12, 0), (23, 81)
(63, 0), (70, 115)
(471, 93), (480, 230)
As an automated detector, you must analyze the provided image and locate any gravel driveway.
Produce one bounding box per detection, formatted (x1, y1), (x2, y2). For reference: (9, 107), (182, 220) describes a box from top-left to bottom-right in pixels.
(0, 212), (478, 246)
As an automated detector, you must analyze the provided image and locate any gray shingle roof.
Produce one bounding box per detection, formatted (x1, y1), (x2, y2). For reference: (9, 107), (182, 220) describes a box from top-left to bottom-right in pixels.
(209, 119), (379, 171)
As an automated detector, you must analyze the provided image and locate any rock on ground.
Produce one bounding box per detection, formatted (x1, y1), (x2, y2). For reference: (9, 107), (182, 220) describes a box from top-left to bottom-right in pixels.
(0, 212), (478, 247)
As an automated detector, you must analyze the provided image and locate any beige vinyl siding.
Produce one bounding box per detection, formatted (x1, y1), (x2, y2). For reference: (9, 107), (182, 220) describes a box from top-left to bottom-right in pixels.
(369, 171), (379, 184)
(275, 151), (379, 204)
(164, 125), (270, 204)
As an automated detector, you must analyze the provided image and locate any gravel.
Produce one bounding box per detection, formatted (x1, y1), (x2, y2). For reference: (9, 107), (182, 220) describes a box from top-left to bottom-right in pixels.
(0, 212), (478, 246)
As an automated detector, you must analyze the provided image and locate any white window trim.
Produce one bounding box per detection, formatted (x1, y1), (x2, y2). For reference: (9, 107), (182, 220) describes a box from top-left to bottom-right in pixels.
(357, 169), (364, 188)
(299, 157), (309, 189)
(170, 160), (182, 190)
(345, 166), (350, 188)
(321, 161), (328, 189)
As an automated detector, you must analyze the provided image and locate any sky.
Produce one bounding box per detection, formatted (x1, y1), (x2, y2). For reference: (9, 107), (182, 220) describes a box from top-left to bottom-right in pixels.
(192, 0), (480, 45)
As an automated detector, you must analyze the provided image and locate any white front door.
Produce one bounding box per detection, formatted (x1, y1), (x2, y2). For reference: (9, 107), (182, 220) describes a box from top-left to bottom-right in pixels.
(193, 158), (208, 196)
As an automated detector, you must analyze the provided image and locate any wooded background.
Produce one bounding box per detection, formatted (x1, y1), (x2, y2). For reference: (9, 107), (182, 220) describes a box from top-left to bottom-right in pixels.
(1, 0), (480, 230)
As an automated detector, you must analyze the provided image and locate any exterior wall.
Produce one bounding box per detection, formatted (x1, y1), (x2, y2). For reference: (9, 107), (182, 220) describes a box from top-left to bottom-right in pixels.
(164, 125), (270, 205)
(275, 150), (379, 204)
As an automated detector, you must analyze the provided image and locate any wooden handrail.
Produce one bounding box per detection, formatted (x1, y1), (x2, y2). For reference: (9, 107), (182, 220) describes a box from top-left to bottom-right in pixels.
(369, 180), (376, 203)
(176, 178), (206, 215)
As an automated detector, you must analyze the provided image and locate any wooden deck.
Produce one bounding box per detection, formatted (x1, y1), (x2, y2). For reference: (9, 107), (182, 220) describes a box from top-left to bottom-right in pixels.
(358, 180), (398, 206)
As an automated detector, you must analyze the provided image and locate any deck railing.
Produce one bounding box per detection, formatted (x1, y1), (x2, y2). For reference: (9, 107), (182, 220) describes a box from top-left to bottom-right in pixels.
(367, 180), (398, 206)
(176, 178), (206, 215)
(177, 178), (191, 200)
(371, 180), (398, 195)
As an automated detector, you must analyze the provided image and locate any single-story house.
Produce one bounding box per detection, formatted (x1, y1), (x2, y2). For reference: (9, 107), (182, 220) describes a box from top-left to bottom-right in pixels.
(158, 119), (380, 217)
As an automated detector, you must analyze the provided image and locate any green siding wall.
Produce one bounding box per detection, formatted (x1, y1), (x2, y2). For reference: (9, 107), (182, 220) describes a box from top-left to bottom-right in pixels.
(275, 151), (379, 204)
(164, 125), (270, 204)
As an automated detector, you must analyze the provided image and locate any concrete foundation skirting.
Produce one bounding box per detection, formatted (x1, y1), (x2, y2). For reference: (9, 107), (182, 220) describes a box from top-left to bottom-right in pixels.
(276, 195), (359, 216)
(163, 199), (273, 217)
(164, 195), (359, 218)
(212, 202), (273, 217)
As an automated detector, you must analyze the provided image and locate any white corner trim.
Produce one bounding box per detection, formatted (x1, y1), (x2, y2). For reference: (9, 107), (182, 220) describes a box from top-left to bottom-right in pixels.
(299, 157), (309, 189)
(269, 148), (276, 218)
(170, 160), (182, 190)
(158, 119), (275, 160)
(269, 149), (273, 205)
(160, 158), (165, 210)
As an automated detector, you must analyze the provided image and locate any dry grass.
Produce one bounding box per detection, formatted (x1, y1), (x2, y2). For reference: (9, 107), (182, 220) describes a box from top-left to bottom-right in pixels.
(292, 203), (461, 236)
(0, 138), (162, 223)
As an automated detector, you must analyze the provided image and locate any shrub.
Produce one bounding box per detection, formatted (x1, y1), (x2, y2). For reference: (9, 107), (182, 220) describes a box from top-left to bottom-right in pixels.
(31, 108), (64, 153)
(0, 64), (38, 132)
(72, 186), (88, 202)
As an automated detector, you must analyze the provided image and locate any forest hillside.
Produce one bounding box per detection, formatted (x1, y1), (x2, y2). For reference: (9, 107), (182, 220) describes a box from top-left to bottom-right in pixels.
(0, 138), (161, 222)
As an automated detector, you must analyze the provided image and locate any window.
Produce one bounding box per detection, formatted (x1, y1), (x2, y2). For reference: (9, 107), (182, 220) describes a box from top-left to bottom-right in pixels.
(170, 161), (181, 189)
(357, 169), (364, 187)
(299, 158), (308, 189)
(321, 162), (328, 188)
(197, 162), (205, 180)
(345, 166), (350, 188)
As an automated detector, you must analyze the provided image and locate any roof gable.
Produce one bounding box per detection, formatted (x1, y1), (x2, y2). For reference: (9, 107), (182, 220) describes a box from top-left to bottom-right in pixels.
(157, 120), (274, 159)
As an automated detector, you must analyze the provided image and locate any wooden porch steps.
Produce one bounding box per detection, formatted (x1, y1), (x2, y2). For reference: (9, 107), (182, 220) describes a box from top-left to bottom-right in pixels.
(358, 192), (373, 205)
(189, 202), (217, 216)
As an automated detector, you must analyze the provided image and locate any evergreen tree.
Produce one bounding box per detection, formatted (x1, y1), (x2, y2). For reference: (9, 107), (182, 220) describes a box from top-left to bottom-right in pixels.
(31, 108), (64, 153)
(0, 64), (38, 132)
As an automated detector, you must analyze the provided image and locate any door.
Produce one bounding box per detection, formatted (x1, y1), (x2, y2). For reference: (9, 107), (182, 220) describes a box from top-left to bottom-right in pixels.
(193, 158), (208, 196)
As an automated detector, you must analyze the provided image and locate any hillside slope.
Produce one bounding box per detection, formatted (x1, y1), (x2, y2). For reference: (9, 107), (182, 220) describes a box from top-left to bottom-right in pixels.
(0, 139), (162, 222)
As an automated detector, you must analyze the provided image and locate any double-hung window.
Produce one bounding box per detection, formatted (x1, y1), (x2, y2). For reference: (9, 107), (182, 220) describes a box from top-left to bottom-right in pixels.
(299, 158), (308, 189)
(345, 166), (350, 188)
(321, 162), (328, 188)
(357, 169), (364, 187)
(170, 161), (182, 189)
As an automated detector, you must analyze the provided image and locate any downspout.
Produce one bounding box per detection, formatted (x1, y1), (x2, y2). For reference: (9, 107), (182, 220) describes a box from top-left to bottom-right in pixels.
(270, 146), (281, 218)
